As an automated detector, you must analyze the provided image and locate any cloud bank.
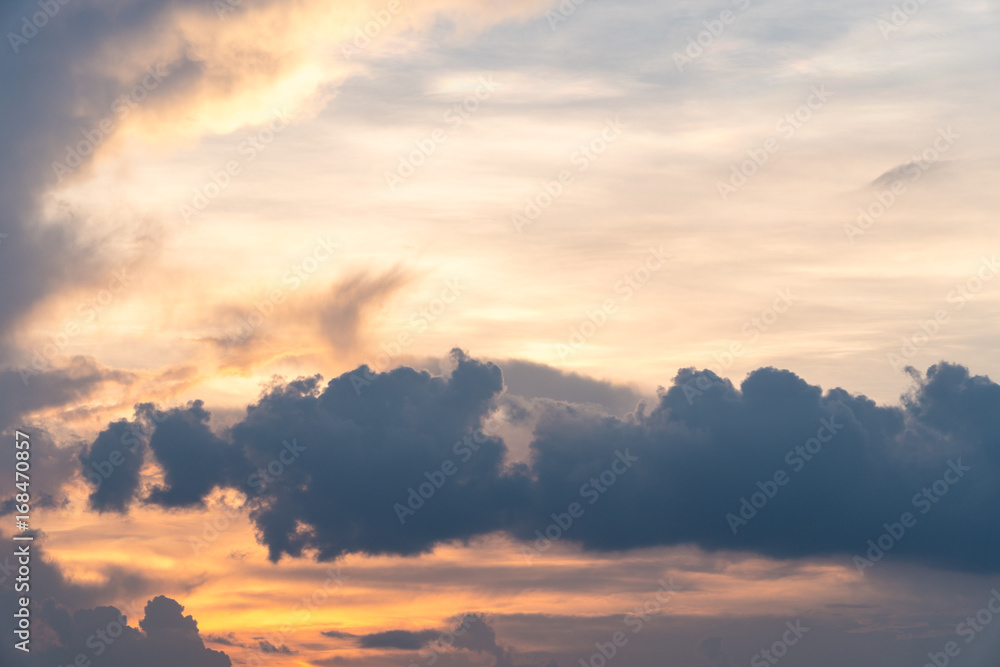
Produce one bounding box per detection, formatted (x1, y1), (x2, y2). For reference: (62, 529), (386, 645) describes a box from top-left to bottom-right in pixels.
(76, 352), (1000, 573)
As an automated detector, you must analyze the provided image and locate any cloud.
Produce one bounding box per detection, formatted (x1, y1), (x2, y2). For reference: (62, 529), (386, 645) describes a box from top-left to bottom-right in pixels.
(519, 362), (998, 573)
(317, 266), (412, 353)
(453, 614), (513, 667)
(0, 357), (132, 432)
(0, 430), (77, 517)
(357, 629), (440, 650)
(0, 526), (226, 667)
(232, 349), (530, 561)
(903, 362), (1000, 464)
(0, 0), (553, 387)
(82, 355), (1000, 572)
(256, 639), (295, 654)
(697, 636), (732, 667)
(392, 608), (978, 667)
(0, 594), (231, 667)
(0, 357), (137, 515)
(870, 159), (948, 188)
(78, 419), (147, 513)
(323, 615), (532, 666)
(204, 633), (239, 647)
(141, 400), (249, 508)
(495, 359), (645, 416)
(199, 634), (295, 655)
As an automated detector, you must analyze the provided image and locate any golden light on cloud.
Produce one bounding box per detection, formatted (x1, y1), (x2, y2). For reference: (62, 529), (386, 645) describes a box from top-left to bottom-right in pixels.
(4, 1), (1000, 666)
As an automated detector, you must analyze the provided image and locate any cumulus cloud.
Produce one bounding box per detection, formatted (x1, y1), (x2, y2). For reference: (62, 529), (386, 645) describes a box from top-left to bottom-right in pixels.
(79, 355), (1000, 572)
(520, 362), (998, 572)
(78, 419), (147, 513)
(231, 350), (531, 561)
(0, 526), (226, 667)
(141, 400), (247, 508)
(0, 594), (230, 667)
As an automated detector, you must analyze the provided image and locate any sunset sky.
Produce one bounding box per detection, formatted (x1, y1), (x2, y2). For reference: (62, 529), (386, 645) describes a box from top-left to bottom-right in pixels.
(2, 1), (1000, 666)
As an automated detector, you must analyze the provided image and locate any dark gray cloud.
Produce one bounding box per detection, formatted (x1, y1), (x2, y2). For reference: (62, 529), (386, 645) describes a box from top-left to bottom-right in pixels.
(229, 350), (532, 562)
(357, 629), (440, 650)
(256, 639), (295, 654)
(453, 614), (513, 667)
(142, 401), (247, 508)
(494, 359), (645, 416)
(204, 633), (239, 647)
(0, 527), (227, 667)
(83, 355), (1000, 572)
(519, 362), (998, 573)
(322, 614), (546, 667)
(78, 419), (147, 513)
(200, 633), (295, 655)
(903, 362), (1000, 464)
(0, 593), (231, 667)
(431, 608), (997, 667)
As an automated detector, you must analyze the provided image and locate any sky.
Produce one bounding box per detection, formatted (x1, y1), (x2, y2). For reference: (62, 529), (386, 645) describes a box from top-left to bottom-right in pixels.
(1, 0), (999, 666)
